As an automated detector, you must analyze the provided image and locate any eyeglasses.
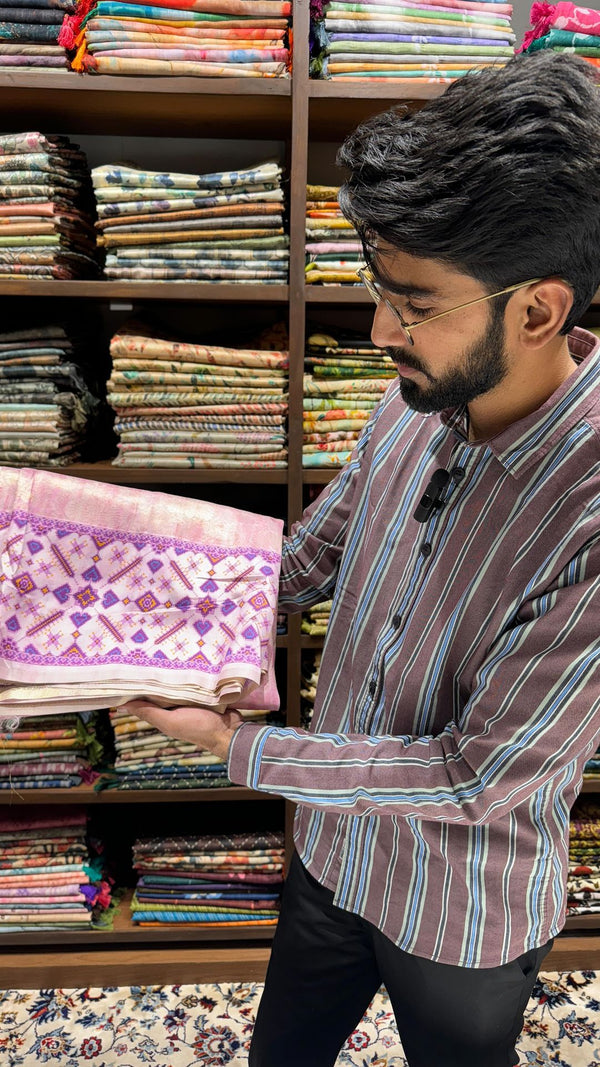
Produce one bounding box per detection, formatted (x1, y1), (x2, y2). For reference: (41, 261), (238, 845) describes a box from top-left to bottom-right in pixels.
(357, 265), (543, 347)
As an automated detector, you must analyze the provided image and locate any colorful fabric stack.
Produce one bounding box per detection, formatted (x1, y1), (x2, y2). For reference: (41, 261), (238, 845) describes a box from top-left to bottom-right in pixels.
(0, 0), (73, 70)
(518, 2), (600, 66)
(0, 321), (110, 466)
(0, 132), (99, 280)
(108, 326), (288, 469)
(0, 806), (112, 930)
(310, 0), (515, 80)
(303, 330), (393, 466)
(300, 650), (320, 727)
(0, 712), (101, 790)
(301, 600), (331, 636)
(0, 467), (283, 719)
(91, 161), (288, 283)
(131, 831), (284, 926)
(99, 706), (269, 789)
(59, 0), (291, 76)
(566, 799), (600, 917)
(305, 184), (361, 285)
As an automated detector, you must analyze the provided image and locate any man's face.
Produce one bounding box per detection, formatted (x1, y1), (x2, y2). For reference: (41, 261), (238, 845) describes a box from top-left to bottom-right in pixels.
(369, 248), (510, 414)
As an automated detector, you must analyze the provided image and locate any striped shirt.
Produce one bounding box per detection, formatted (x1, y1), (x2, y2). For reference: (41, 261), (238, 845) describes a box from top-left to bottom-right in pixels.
(228, 326), (600, 967)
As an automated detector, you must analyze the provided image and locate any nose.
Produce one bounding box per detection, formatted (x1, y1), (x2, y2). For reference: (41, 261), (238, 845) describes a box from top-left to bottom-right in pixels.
(370, 300), (409, 349)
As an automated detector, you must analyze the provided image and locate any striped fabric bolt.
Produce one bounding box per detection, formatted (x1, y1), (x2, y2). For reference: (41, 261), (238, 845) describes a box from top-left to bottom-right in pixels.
(228, 326), (600, 968)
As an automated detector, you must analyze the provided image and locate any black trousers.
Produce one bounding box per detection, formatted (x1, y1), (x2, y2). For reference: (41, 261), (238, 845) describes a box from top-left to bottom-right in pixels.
(249, 851), (554, 1067)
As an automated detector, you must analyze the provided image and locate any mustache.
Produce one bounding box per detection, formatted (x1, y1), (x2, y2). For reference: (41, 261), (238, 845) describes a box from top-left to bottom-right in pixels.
(386, 347), (431, 378)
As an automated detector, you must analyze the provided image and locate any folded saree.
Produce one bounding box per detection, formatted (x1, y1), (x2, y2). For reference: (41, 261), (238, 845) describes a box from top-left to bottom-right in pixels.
(0, 466), (282, 717)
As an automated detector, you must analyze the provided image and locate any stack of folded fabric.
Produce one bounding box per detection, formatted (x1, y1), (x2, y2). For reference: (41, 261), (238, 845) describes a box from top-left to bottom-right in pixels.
(305, 184), (361, 285)
(131, 830), (284, 927)
(518, 2), (600, 66)
(303, 355), (389, 467)
(59, 0), (291, 77)
(0, 321), (111, 466)
(99, 706), (269, 789)
(301, 600), (331, 636)
(300, 650), (320, 727)
(584, 743), (600, 780)
(0, 712), (101, 790)
(310, 0), (515, 81)
(0, 467), (283, 719)
(303, 330), (394, 465)
(0, 806), (113, 930)
(566, 799), (600, 917)
(108, 325), (288, 469)
(0, 132), (99, 280)
(91, 161), (288, 283)
(0, 0), (73, 71)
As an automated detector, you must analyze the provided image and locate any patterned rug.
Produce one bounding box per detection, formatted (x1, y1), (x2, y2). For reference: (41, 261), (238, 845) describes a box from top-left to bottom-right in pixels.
(1, 973), (599, 1065)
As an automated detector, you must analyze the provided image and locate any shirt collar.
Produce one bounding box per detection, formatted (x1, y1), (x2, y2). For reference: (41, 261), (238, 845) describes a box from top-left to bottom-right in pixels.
(439, 327), (600, 478)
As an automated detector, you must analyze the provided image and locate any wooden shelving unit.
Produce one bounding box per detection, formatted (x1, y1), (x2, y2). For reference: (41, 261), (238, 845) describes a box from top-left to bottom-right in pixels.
(1, 5), (600, 987)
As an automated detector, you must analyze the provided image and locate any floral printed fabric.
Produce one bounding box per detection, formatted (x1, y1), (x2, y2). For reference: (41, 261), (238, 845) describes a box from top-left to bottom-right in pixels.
(310, 0), (514, 79)
(91, 161), (289, 283)
(109, 325), (288, 469)
(518, 2), (600, 52)
(1, 974), (600, 1066)
(303, 329), (393, 466)
(0, 465), (282, 717)
(567, 797), (600, 915)
(61, 0), (291, 75)
(305, 183), (362, 285)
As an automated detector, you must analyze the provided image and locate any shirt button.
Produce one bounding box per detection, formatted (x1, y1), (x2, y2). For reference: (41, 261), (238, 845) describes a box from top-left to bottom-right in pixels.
(451, 466), (466, 480)
(392, 613), (402, 627)
(420, 542), (432, 557)
(368, 680), (377, 695)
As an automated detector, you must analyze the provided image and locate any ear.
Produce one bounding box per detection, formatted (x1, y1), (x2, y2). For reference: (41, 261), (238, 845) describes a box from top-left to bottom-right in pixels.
(516, 279), (574, 349)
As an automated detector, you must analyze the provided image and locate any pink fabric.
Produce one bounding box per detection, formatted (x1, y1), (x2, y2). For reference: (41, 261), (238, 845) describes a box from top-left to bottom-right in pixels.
(518, 2), (600, 51)
(0, 467), (282, 716)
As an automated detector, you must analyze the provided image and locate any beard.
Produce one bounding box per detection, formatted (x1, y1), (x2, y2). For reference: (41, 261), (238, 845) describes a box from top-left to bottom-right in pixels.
(388, 303), (508, 414)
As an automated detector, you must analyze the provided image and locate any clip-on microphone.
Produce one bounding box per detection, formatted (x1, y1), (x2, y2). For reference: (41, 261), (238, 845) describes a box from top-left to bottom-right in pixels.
(413, 468), (450, 523)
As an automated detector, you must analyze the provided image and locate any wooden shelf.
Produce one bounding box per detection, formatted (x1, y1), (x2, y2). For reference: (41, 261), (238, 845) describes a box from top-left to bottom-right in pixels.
(303, 469), (338, 484)
(0, 72), (292, 138)
(0, 784), (276, 805)
(0, 888), (277, 947)
(0, 281), (289, 302)
(50, 462), (288, 484)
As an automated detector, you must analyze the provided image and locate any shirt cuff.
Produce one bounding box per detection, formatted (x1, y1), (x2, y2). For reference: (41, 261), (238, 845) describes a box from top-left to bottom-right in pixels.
(227, 721), (273, 788)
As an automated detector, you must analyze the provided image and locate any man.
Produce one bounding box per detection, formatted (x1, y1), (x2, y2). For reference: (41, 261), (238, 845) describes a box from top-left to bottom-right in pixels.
(128, 52), (600, 1067)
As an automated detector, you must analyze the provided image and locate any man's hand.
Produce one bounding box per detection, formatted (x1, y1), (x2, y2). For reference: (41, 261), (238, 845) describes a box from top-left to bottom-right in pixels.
(122, 700), (244, 762)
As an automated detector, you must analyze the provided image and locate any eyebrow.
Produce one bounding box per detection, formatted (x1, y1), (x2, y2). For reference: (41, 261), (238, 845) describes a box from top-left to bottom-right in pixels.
(371, 267), (441, 300)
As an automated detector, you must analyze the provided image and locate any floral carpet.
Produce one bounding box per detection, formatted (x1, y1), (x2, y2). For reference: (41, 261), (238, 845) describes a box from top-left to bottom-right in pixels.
(0, 973), (599, 1066)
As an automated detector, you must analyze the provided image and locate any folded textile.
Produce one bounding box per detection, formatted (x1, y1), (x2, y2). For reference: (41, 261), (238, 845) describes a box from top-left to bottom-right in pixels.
(0, 806), (112, 929)
(60, 0), (291, 74)
(305, 184), (362, 284)
(0, 711), (102, 789)
(131, 830), (284, 925)
(91, 160), (289, 283)
(311, 0), (514, 78)
(518, 2), (600, 53)
(107, 324), (288, 468)
(0, 132), (99, 279)
(0, 466), (282, 718)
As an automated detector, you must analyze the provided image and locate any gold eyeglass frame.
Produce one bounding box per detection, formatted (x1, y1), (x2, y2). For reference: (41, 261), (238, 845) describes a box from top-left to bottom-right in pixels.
(357, 265), (543, 347)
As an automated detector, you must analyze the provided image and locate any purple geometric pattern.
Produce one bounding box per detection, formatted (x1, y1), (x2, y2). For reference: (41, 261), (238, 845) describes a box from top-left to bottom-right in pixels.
(0, 509), (280, 679)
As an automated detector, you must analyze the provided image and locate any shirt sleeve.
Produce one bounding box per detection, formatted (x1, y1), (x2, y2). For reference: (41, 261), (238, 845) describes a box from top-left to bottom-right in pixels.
(278, 403), (383, 611)
(229, 539), (600, 823)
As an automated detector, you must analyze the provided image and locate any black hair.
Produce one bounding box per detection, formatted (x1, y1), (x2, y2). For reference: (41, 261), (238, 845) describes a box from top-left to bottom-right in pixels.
(337, 52), (600, 333)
